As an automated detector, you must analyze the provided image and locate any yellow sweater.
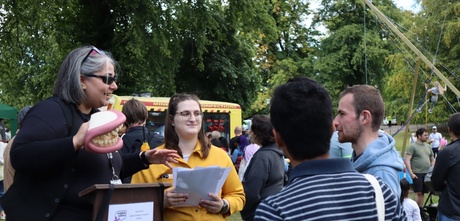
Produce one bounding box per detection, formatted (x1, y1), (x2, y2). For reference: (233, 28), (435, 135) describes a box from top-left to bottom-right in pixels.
(132, 143), (245, 221)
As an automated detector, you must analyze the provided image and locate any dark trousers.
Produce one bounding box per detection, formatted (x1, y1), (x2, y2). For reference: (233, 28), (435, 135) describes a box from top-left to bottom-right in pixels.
(432, 147), (439, 158)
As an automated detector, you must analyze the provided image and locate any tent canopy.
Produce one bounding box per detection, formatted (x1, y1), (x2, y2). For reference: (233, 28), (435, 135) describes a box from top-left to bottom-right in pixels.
(0, 103), (18, 137)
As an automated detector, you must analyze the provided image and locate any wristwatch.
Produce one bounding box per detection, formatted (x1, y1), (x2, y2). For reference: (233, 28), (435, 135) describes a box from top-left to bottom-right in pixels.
(219, 199), (229, 214)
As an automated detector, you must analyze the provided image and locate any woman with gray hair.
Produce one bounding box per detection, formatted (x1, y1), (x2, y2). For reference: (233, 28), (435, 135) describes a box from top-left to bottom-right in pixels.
(0, 46), (179, 221)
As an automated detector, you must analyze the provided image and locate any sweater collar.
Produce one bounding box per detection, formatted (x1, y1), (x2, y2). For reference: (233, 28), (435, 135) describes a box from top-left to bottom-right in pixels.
(288, 158), (355, 185)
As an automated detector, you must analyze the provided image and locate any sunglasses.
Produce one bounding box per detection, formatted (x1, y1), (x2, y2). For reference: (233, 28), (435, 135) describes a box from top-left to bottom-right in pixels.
(81, 46), (103, 65)
(81, 46), (116, 85)
(84, 74), (117, 85)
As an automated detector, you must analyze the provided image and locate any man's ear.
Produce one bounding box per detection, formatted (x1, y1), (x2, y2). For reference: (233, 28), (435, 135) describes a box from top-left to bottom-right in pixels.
(360, 110), (371, 124)
(273, 128), (294, 163)
(273, 128), (285, 148)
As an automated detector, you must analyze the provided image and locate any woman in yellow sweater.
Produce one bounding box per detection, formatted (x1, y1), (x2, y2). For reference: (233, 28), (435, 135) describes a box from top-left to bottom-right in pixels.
(132, 93), (245, 221)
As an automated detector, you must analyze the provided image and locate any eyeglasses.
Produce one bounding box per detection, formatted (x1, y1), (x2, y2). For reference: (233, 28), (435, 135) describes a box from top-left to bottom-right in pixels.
(175, 111), (203, 119)
(84, 74), (117, 85)
(81, 46), (103, 65)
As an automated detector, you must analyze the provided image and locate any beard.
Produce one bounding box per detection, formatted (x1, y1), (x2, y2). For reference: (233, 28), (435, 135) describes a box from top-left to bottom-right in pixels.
(338, 124), (362, 144)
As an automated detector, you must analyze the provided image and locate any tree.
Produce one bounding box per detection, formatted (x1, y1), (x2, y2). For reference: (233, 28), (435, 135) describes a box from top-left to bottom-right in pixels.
(0, 0), (81, 108)
(110, 0), (183, 96)
(238, 0), (316, 115)
(0, 0), (260, 115)
(314, 0), (403, 102)
(173, 0), (259, 112)
(384, 0), (460, 124)
(408, 0), (460, 120)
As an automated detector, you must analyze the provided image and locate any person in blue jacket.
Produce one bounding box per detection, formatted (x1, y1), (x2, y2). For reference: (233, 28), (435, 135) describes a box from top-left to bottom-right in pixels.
(334, 85), (404, 197)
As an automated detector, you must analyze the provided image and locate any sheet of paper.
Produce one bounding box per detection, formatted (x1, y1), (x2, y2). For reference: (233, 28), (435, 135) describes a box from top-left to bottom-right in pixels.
(173, 166), (231, 207)
(107, 202), (154, 221)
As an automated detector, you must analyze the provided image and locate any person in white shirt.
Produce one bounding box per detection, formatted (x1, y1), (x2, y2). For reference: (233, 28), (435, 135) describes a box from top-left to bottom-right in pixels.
(429, 126), (442, 158)
(400, 178), (422, 221)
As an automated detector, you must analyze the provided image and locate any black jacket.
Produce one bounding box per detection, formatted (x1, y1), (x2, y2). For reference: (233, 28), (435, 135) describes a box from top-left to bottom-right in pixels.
(229, 135), (240, 155)
(240, 143), (285, 221)
(120, 126), (164, 183)
(431, 139), (460, 219)
(1, 98), (148, 221)
(120, 126), (164, 155)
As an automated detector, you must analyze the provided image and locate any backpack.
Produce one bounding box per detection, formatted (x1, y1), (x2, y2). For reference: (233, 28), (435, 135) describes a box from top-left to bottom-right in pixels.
(24, 97), (79, 136)
(140, 129), (164, 152)
(20, 97), (85, 139)
(231, 148), (244, 171)
(52, 97), (80, 136)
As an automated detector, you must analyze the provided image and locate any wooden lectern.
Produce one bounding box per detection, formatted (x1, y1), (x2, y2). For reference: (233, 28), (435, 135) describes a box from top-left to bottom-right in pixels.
(79, 183), (171, 221)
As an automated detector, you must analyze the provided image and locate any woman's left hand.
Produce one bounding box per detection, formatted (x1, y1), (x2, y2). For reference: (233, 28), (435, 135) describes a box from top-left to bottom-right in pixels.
(199, 193), (225, 214)
(144, 149), (180, 168)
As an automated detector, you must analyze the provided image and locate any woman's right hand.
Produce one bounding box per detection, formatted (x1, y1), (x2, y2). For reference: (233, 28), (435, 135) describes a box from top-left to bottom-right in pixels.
(164, 188), (188, 208)
(73, 122), (89, 151)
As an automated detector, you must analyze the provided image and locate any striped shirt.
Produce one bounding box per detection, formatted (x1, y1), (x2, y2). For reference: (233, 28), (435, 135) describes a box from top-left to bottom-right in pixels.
(254, 158), (406, 221)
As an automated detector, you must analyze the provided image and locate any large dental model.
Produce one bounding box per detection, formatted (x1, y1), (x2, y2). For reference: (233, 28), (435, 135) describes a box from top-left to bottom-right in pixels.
(84, 110), (126, 154)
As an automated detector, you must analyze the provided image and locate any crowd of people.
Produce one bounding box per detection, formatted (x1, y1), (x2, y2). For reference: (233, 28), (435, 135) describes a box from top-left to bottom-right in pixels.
(0, 46), (459, 221)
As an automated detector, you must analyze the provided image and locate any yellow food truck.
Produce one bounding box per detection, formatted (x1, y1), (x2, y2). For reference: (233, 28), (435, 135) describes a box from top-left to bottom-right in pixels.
(107, 95), (242, 142)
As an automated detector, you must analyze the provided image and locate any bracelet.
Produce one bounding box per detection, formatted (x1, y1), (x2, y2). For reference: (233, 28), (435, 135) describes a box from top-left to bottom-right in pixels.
(140, 151), (150, 166)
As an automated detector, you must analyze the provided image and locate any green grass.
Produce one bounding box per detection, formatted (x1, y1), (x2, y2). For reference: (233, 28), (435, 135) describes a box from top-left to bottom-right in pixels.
(393, 131), (412, 154)
(229, 212), (243, 221)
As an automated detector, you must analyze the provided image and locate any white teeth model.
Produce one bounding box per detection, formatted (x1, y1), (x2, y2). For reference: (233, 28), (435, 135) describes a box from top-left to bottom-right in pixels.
(84, 110), (126, 154)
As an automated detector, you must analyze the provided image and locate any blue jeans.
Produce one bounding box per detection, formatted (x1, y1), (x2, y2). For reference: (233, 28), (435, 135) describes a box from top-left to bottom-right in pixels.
(438, 211), (458, 221)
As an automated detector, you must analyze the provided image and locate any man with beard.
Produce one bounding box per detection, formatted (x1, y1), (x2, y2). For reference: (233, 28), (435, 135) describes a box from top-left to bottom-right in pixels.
(254, 78), (406, 221)
(333, 85), (405, 197)
(405, 128), (435, 217)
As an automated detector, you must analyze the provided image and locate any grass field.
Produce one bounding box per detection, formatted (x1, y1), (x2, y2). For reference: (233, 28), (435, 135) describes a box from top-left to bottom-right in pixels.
(229, 212), (243, 221)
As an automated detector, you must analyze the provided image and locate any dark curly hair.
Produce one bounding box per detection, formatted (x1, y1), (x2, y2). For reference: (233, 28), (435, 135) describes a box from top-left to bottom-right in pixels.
(251, 115), (275, 147)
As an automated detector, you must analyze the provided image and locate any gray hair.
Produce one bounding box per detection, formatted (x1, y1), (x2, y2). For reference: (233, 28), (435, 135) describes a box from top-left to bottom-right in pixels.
(52, 46), (118, 104)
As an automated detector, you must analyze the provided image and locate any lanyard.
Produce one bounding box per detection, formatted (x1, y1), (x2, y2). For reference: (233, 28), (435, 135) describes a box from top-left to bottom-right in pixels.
(107, 152), (122, 184)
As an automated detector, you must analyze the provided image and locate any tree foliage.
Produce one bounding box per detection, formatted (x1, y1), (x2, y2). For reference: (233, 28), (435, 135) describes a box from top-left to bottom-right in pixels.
(384, 0), (460, 125)
(0, 0), (80, 106)
(314, 0), (402, 102)
(1, 0), (459, 126)
(240, 0), (316, 116)
(0, 0), (260, 115)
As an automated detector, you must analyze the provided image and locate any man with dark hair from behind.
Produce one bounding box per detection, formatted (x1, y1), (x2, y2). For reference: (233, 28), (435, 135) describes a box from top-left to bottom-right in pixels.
(254, 77), (405, 220)
(432, 113), (460, 220)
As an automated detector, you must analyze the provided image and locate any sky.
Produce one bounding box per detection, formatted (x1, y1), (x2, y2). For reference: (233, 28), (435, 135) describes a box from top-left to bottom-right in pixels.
(394, 0), (420, 12)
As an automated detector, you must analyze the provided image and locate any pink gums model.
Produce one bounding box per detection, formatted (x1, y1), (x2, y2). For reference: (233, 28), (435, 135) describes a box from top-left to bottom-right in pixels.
(85, 110), (126, 153)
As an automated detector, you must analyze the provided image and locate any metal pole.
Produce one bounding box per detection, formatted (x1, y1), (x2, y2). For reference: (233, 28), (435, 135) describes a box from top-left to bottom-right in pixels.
(362, 0), (460, 98)
(401, 60), (421, 157)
